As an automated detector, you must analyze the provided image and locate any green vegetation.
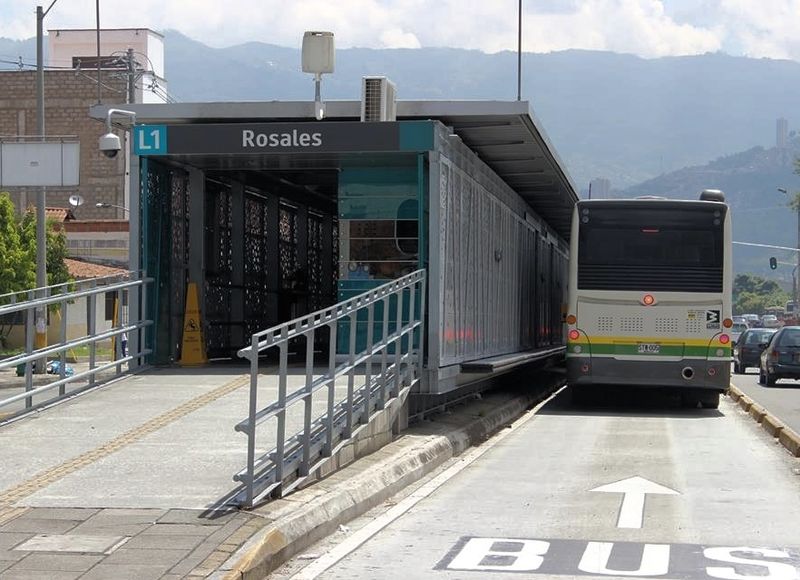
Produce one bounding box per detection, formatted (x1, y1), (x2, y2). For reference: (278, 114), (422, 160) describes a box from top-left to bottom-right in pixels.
(733, 273), (791, 315)
(0, 192), (73, 347)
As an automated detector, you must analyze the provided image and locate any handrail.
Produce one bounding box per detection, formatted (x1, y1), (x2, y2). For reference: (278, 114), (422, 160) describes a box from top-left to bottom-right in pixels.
(0, 272), (153, 422)
(235, 269), (426, 507)
(0, 271), (146, 314)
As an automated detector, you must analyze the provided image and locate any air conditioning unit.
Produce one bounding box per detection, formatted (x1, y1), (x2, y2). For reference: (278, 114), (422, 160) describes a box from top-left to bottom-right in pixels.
(361, 76), (397, 122)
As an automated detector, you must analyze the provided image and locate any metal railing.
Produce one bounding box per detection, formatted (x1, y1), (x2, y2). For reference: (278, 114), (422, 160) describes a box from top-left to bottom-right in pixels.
(235, 269), (426, 507)
(0, 271), (152, 420)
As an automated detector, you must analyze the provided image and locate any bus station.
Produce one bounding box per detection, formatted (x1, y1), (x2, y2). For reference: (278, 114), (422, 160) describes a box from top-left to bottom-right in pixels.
(90, 96), (578, 396)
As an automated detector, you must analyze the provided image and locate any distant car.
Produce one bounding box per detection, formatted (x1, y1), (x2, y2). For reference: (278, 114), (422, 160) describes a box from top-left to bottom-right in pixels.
(730, 322), (748, 345)
(732, 316), (747, 326)
(761, 315), (780, 328)
(742, 314), (760, 327)
(759, 326), (800, 385)
(733, 328), (777, 374)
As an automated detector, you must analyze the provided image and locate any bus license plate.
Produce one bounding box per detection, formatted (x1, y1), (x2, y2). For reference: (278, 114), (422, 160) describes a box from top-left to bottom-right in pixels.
(638, 343), (660, 354)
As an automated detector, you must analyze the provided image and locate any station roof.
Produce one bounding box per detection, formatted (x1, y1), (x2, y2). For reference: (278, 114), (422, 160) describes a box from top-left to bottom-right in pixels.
(91, 100), (579, 238)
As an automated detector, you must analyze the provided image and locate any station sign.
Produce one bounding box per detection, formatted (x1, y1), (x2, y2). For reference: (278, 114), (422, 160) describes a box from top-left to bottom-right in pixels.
(133, 121), (433, 156)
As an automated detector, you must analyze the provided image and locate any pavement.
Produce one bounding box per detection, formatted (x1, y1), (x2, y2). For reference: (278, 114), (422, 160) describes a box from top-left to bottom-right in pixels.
(2, 361), (798, 580)
(0, 364), (563, 579)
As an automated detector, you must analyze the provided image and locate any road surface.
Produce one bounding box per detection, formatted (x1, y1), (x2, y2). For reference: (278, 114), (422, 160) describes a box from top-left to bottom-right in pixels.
(276, 387), (800, 580)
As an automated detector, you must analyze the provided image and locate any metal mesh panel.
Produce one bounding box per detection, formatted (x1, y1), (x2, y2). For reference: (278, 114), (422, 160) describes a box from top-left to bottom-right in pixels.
(438, 157), (559, 366)
(204, 181), (233, 357)
(331, 219), (339, 294)
(244, 195), (270, 338)
(307, 212), (325, 312)
(170, 171), (188, 360)
(143, 160), (188, 364)
(279, 205), (298, 289)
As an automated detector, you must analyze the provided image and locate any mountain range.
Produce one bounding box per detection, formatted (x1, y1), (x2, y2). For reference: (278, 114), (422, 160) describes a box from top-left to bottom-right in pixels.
(2, 30), (800, 277)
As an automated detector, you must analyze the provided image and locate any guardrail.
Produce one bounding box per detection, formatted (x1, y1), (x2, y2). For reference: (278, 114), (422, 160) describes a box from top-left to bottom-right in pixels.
(235, 269), (426, 507)
(0, 271), (152, 420)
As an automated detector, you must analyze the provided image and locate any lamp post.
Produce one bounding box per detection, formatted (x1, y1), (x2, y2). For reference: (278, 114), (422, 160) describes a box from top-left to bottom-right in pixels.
(35, 1), (59, 371)
(778, 187), (800, 316)
(96, 201), (129, 213)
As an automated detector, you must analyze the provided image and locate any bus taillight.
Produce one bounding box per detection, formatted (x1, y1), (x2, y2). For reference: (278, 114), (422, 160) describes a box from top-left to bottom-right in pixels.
(568, 329), (580, 341)
(719, 334), (730, 344)
(566, 314), (577, 325)
(722, 318), (733, 328)
(642, 294), (655, 306)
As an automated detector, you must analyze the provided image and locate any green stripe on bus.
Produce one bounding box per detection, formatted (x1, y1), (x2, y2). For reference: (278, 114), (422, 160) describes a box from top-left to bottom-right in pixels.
(568, 343), (731, 357)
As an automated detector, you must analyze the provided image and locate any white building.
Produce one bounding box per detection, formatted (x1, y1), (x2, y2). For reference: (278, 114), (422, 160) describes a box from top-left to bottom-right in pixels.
(48, 28), (169, 104)
(777, 117), (789, 149)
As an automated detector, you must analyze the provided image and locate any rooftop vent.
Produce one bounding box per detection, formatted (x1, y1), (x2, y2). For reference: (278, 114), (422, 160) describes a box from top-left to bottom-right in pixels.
(361, 76), (396, 122)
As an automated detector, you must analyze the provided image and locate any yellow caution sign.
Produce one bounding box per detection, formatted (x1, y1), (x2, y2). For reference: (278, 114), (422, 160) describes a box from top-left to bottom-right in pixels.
(180, 282), (208, 366)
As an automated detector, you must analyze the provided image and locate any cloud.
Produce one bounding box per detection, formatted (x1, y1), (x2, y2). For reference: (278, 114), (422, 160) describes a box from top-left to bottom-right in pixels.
(379, 29), (421, 49)
(0, 0), (796, 61)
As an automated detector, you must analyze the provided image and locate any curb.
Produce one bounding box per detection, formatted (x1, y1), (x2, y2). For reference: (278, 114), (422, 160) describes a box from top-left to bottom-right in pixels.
(219, 381), (560, 580)
(728, 385), (800, 458)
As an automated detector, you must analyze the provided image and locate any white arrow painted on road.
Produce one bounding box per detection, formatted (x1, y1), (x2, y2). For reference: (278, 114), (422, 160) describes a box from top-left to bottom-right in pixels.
(590, 476), (680, 529)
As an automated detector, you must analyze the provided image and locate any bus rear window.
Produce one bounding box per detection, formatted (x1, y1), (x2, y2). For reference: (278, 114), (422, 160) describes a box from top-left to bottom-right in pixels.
(577, 206), (724, 292)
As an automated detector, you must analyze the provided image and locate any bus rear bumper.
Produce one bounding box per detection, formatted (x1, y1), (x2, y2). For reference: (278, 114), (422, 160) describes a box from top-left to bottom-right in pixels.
(566, 357), (729, 390)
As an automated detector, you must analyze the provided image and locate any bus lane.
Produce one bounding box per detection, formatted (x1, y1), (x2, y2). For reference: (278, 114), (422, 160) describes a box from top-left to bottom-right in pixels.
(287, 389), (800, 580)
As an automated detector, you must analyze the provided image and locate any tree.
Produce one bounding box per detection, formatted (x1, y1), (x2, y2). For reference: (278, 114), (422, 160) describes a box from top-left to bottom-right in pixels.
(733, 273), (783, 297)
(19, 209), (71, 290)
(0, 193), (35, 298)
(733, 273), (790, 315)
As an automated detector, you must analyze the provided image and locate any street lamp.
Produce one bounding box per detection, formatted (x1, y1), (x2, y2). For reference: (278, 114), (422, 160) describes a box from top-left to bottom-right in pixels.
(778, 187), (800, 316)
(96, 201), (129, 213)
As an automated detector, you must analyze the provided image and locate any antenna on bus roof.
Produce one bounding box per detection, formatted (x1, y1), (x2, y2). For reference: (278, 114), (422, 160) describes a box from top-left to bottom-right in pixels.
(700, 189), (725, 202)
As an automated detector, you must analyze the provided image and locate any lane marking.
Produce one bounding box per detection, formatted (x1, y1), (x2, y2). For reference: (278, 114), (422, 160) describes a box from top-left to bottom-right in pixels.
(589, 476), (680, 529)
(0, 374), (249, 509)
(439, 536), (800, 578)
(288, 387), (564, 580)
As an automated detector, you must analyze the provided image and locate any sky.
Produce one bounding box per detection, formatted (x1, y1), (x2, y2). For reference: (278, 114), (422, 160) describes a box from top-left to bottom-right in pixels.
(0, 0), (799, 62)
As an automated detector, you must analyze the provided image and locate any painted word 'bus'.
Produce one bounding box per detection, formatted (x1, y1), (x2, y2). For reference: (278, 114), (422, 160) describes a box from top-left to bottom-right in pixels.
(565, 190), (732, 408)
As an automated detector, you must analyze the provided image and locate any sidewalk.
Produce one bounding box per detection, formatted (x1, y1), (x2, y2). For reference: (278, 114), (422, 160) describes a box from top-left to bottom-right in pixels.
(0, 365), (562, 579)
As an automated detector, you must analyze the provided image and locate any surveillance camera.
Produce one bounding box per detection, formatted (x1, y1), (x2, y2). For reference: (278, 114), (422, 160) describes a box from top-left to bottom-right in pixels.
(99, 132), (121, 158)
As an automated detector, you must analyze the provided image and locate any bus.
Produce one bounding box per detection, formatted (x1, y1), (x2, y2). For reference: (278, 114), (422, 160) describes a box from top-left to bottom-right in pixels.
(565, 190), (732, 408)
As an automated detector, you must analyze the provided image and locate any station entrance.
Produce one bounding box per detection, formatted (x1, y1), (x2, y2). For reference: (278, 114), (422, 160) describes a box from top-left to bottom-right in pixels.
(140, 140), (425, 364)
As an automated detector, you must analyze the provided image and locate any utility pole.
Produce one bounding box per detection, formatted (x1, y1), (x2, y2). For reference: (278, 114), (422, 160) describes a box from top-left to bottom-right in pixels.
(35, 3), (57, 371)
(126, 47), (135, 104)
(36, 5), (46, 296)
(778, 188), (800, 317)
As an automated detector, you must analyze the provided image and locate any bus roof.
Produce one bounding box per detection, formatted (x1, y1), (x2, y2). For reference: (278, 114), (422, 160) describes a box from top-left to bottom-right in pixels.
(577, 198), (727, 211)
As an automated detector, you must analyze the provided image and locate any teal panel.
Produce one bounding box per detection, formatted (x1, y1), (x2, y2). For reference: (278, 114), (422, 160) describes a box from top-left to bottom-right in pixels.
(336, 281), (421, 355)
(399, 121), (435, 151)
(339, 166), (418, 220)
(339, 167), (417, 196)
(339, 198), (411, 220)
